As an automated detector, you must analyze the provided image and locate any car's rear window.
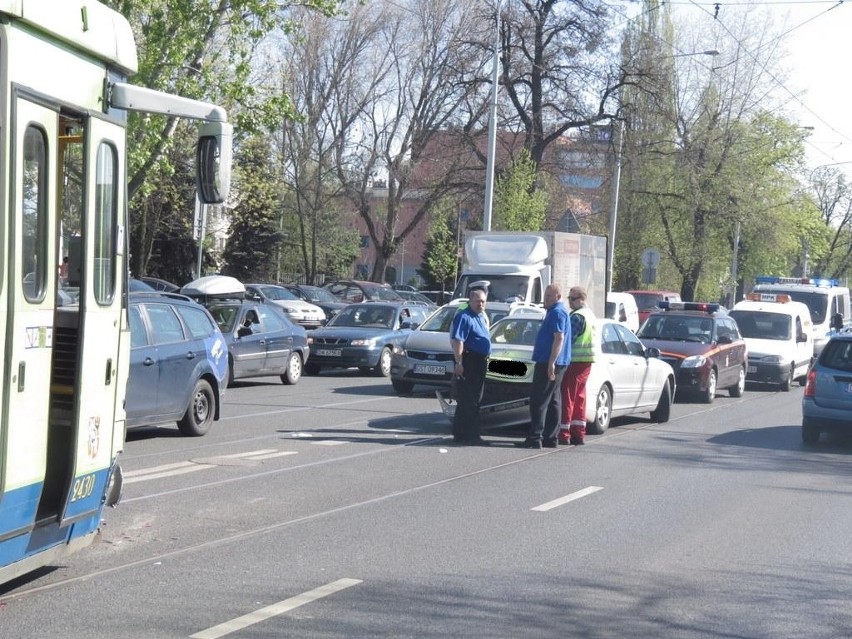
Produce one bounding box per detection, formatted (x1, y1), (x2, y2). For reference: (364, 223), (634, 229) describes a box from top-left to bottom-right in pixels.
(176, 305), (217, 339)
(819, 339), (852, 372)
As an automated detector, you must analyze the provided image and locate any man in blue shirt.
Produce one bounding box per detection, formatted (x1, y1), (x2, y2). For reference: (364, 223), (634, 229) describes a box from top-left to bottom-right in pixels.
(450, 288), (491, 445)
(516, 284), (572, 449)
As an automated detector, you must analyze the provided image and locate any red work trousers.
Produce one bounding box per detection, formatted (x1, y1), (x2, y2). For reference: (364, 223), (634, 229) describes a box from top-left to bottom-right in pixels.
(560, 361), (592, 442)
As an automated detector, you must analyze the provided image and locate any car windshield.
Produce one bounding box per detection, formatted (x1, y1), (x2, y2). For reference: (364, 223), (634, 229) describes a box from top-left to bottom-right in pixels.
(302, 286), (339, 303)
(729, 311), (791, 340)
(258, 286), (299, 301)
(758, 290), (828, 324)
(207, 304), (240, 331)
(632, 293), (668, 311)
(366, 285), (404, 301)
(420, 306), (458, 332)
(329, 305), (395, 328)
(637, 315), (713, 343)
(491, 318), (541, 346)
(453, 274), (529, 303)
(820, 339), (852, 371)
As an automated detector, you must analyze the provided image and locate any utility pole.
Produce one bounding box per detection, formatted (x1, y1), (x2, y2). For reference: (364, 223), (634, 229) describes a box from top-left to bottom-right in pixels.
(483, 0), (502, 232)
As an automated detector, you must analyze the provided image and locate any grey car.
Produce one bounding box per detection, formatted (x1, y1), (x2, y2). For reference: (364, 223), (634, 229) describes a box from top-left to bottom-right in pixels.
(127, 293), (228, 436)
(306, 303), (429, 376)
(204, 299), (309, 386)
(389, 302), (517, 394)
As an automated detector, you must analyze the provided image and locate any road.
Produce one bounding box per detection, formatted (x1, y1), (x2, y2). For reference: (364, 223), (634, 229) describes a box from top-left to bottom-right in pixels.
(1, 372), (851, 638)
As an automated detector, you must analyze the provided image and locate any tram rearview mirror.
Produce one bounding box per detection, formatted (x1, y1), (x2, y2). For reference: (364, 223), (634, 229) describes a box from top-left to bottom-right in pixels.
(196, 121), (232, 205)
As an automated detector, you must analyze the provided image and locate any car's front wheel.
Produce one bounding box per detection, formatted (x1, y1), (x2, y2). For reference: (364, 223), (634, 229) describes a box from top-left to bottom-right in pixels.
(701, 369), (717, 404)
(779, 365), (794, 392)
(587, 384), (612, 435)
(391, 379), (415, 394)
(178, 379), (215, 436)
(373, 347), (392, 377)
(281, 352), (303, 385)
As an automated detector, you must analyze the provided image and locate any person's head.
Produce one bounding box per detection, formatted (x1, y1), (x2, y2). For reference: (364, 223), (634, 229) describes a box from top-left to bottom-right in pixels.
(468, 289), (487, 314)
(543, 284), (562, 309)
(62, 256), (69, 264)
(568, 286), (587, 310)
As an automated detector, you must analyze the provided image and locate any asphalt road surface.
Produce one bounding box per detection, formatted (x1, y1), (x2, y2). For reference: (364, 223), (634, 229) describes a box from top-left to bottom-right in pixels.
(2, 371), (851, 638)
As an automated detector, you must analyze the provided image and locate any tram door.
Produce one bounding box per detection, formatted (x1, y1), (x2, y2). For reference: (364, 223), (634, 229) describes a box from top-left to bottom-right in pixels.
(2, 95), (59, 532)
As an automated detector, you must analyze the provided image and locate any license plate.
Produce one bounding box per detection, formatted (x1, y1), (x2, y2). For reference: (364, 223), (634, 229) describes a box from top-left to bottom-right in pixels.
(315, 348), (342, 357)
(414, 364), (446, 376)
(747, 366), (757, 373)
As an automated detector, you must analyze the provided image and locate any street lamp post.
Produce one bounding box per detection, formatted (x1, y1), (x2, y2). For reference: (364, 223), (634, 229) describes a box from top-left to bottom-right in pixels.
(483, 0), (502, 232)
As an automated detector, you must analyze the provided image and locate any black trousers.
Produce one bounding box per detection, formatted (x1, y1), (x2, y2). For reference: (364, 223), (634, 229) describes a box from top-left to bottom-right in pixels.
(527, 362), (567, 443)
(452, 351), (488, 441)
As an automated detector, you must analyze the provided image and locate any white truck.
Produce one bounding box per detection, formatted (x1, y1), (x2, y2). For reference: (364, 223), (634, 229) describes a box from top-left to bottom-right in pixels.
(451, 231), (607, 317)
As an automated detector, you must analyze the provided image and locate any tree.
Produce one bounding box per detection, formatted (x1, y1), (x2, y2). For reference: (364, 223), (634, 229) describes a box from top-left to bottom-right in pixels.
(418, 201), (460, 294)
(105, 0), (343, 277)
(220, 136), (284, 281)
(493, 149), (549, 231)
(807, 167), (852, 279)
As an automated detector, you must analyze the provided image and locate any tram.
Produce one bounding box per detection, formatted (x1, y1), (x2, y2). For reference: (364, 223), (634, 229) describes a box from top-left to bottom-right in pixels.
(0, 1), (231, 584)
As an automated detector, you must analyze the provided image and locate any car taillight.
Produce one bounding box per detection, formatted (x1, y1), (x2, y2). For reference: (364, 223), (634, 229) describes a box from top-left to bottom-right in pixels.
(803, 368), (817, 397)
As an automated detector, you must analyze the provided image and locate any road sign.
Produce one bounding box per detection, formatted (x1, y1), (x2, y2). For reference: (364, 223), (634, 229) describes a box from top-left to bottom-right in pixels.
(641, 248), (660, 268)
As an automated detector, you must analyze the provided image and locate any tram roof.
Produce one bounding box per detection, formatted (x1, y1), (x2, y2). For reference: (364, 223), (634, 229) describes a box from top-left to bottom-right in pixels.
(0, 0), (137, 75)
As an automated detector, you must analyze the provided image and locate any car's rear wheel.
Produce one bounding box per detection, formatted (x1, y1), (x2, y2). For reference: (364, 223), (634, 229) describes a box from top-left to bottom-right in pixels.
(587, 384), (612, 434)
(178, 379), (215, 436)
(802, 417), (820, 444)
(650, 381), (672, 423)
(373, 347), (392, 377)
(701, 369), (717, 404)
(730, 366), (746, 397)
(391, 379), (414, 394)
(281, 352), (302, 385)
(779, 365), (794, 392)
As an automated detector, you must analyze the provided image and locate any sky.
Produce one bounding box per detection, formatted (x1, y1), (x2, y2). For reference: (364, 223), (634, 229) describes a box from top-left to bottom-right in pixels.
(780, 1), (852, 178)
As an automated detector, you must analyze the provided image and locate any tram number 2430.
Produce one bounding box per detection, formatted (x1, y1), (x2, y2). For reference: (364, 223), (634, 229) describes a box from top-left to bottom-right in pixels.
(70, 473), (97, 502)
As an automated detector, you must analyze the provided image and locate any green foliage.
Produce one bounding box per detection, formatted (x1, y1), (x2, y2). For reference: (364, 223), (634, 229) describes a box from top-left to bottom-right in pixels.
(220, 136), (284, 281)
(418, 201), (459, 291)
(494, 150), (548, 232)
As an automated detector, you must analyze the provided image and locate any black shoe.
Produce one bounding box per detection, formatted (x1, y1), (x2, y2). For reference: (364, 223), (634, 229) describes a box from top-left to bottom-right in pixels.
(542, 439), (558, 448)
(570, 439), (585, 446)
(514, 439), (542, 449)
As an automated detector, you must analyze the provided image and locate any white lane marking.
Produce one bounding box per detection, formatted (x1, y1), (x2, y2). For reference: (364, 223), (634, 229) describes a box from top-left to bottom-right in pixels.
(189, 578), (362, 639)
(126, 450), (292, 483)
(312, 440), (347, 446)
(531, 486), (603, 512)
(249, 451), (299, 460)
(125, 464), (210, 484)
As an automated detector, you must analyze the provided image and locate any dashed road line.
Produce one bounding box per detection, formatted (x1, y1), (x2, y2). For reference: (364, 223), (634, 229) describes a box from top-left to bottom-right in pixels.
(531, 486), (603, 512)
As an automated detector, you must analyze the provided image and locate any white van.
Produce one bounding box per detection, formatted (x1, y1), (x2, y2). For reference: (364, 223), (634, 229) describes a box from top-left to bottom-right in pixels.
(729, 293), (814, 391)
(606, 292), (640, 332)
(751, 276), (850, 356)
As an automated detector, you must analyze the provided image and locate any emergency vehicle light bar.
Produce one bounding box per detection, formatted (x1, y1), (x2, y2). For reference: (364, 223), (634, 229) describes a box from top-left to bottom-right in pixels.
(755, 275), (840, 288)
(657, 301), (720, 313)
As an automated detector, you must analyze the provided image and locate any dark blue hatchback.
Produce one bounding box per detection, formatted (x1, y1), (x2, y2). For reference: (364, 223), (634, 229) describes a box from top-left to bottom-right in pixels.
(802, 333), (852, 443)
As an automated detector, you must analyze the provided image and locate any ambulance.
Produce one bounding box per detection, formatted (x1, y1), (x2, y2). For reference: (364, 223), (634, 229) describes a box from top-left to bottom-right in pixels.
(729, 293), (814, 391)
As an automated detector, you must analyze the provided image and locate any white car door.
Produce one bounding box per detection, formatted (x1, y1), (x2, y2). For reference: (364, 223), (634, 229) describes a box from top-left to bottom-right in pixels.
(614, 323), (661, 408)
(598, 322), (641, 410)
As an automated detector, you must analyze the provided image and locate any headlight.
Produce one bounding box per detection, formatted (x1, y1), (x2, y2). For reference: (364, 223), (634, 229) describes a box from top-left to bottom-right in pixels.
(760, 355), (784, 363)
(392, 344), (406, 356)
(282, 306), (298, 314)
(307, 336), (314, 345)
(680, 354), (707, 368)
(350, 338), (377, 346)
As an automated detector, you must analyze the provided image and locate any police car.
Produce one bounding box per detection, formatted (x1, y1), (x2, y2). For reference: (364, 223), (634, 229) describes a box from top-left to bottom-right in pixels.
(636, 301), (747, 403)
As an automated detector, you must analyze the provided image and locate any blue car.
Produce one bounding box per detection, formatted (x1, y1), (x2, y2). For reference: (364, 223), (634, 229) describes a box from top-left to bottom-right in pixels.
(127, 293), (228, 436)
(306, 303), (430, 376)
(802, 332), (852, 443)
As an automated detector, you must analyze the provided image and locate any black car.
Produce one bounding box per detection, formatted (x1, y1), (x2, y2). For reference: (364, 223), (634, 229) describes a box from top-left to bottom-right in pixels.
(283, 284), (350, 322)
(636, 301), (747, 403)
(204, 299), (310, 386)
(323, 279), (404, 303)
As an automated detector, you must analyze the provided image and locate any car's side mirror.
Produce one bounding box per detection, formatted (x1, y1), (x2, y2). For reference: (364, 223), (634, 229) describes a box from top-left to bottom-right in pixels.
(717, 334), (733, 345)
(645, 346), (661, 359)
(797, 333), (808, 343)
(237, 326), (252, 337)
(831, 313), (844, 331)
